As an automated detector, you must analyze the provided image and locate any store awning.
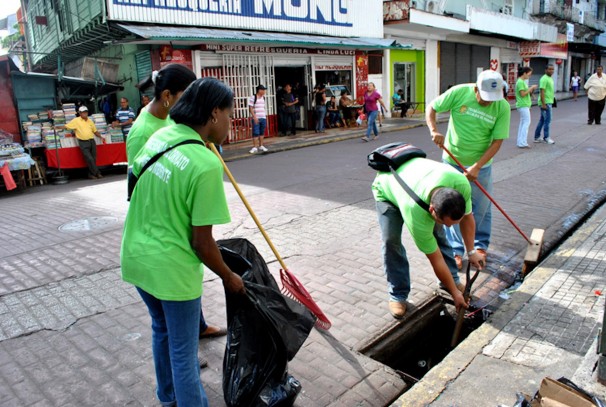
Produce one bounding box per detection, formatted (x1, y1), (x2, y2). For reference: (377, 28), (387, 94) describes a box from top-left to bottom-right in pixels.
(117, 24), (410, 50)
(10, 71), (123, 100)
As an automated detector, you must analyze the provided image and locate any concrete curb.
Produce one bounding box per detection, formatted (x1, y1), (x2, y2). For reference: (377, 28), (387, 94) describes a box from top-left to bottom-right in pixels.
(392, 203), (606, 406)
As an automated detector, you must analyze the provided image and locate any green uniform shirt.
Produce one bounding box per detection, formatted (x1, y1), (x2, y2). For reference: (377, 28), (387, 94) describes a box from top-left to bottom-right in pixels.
(432, 84), (511, 167)
(372, 158), (472, 254)
(539, 74), (555, 104)
(126, 109), (175, 166)
(121, 124), (230, 301)
(515, 78), (532, 108)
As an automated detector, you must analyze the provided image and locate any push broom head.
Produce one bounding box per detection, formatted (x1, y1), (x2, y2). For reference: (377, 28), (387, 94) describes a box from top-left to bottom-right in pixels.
(280, 269), (331, 330)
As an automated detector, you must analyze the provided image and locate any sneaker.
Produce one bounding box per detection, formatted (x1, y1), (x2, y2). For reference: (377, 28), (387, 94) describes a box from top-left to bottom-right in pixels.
(361, 137), (370, 142)
(249, 147), (258, 154)
(259, 145), (268, 152)
(454, 254), (463, 270)
(545, 138), (555, 144)
(388, 301), (407, 319)
(533, 138), (542, 143)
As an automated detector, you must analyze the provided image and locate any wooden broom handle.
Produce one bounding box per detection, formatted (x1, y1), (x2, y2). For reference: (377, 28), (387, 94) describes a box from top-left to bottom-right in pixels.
(209, 143), (289, 271)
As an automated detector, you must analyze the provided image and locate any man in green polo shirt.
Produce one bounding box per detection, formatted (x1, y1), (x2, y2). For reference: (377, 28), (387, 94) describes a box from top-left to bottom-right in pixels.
(426, 70), (510, 271)
(372, 157), (484, 319)
(533, 64), (556, 144)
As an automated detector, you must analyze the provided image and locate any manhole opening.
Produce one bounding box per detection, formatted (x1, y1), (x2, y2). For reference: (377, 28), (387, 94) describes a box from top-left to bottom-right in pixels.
(362, 297), (488, 389)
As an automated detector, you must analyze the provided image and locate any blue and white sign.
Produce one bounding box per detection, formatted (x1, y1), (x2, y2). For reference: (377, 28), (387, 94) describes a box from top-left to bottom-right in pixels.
(107, 0), (383, 38)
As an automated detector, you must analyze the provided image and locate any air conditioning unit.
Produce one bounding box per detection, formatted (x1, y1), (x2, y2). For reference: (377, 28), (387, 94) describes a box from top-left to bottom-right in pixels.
(426, 0), (436, 13)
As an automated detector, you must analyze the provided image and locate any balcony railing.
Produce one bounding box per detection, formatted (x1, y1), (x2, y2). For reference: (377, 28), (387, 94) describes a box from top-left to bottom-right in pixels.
(542, 2), (605, 31)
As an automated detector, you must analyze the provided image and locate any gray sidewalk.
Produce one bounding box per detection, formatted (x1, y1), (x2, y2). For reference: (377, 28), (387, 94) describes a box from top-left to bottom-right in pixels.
(0, 90), (604, 406)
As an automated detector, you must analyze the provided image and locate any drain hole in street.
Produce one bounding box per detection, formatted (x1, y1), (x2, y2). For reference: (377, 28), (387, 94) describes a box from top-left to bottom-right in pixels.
(361, 297), (487, 389)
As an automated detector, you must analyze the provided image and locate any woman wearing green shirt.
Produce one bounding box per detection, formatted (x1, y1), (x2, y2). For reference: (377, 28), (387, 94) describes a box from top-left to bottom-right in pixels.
(121, 78), (245, 407)
(515, 67), (538, 148)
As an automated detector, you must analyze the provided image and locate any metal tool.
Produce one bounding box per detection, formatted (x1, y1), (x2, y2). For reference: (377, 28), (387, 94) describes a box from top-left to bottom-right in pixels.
(451, 261), (481, 347)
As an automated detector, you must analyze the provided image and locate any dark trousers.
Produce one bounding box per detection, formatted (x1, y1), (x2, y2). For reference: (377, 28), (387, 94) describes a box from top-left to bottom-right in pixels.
(588, 98), (606, 124)
(78, 139), (100, 177)
(280, 111), (297, 135)
(396, 102), (411, 118)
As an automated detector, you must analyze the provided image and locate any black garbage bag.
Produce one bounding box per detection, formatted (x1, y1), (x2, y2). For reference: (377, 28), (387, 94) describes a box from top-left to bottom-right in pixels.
(218, 238), (316, 407)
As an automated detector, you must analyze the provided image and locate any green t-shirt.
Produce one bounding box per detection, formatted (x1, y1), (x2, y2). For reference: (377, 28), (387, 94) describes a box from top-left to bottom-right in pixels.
(371, 158), (472, 254)
(515, 78), (531, 108)
(539, 74), (555, 104)
(126, 109), (175, 166)
(121, 124), (230, 301)
(431, 84), (511, 167)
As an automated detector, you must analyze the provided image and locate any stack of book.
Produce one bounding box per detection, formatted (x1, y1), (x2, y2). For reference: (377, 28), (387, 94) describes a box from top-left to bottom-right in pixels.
(26, 124), (42, 144)
(45, 131), (60, 149)
(52, 110), (66, 126)
(38, 111), (49, 121)
(109, 128), (124, 143)
(62, 103), (77, 122)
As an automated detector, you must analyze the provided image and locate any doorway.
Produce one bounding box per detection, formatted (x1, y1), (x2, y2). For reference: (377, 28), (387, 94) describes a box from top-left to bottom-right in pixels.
(394, 63), (416, 103)
(275, 66), (308, 129)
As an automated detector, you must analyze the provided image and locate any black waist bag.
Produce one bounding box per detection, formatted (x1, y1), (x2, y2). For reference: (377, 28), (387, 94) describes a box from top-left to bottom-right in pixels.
(127, 139), (205, 201)
(367, 142), (427, 172)
(367, 142), (430, 213)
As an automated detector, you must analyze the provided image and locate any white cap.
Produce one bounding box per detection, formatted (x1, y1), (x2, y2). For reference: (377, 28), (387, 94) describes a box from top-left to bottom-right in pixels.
(476, 70), (504, 102)
(78, 106), (88, 112)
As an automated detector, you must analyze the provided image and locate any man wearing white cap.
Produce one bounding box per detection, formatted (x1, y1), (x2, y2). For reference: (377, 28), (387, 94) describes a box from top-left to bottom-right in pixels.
(65, 106), (103, 179)
(426, 70), (510, 270)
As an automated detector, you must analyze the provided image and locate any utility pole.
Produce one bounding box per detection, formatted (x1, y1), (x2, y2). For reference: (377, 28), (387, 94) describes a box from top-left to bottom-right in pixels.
(19, 0), (33, 72)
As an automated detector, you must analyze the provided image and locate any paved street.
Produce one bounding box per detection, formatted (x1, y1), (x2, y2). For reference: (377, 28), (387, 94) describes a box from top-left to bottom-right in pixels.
(1, 96), (605, 406)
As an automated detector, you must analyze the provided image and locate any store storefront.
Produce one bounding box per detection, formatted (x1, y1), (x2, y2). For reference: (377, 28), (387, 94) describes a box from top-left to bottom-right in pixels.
(389, 49), (425, 111)
(439, 42), (491, 94)
(519, 37), (569, 91)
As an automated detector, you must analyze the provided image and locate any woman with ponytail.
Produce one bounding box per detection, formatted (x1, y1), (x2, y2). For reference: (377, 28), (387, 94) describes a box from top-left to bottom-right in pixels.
(126, 63), (197, 165)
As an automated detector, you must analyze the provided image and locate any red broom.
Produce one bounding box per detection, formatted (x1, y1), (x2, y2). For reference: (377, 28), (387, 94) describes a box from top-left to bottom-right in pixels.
(209, 143), (331, 330)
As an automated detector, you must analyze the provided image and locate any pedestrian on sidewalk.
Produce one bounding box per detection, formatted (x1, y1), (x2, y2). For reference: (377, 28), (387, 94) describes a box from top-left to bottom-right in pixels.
(533, 64), (556, 144)
(64, 106), (103, 180)
(584, 65), (606, 125)
(126, 64), (226, 340)
(249, 84), (269, 153)
(121, 78), (246, 407)
(279, 84), (299, 136)
(570, 71), (582, 101)
(515, 67), (538, 148)
(361, 82), (388, 142)
(314, 84), (327, 133)
(372, 157), (482, 319)
(327, 96), (341, 127)
(426, 70), (510, 270)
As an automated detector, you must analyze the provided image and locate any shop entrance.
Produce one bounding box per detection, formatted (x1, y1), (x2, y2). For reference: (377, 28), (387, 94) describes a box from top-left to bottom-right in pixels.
(275, 66), (309, 129)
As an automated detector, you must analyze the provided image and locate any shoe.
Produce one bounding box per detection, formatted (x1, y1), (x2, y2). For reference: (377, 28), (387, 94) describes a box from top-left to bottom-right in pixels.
(200, 325), (227, 339)
(517, 145), (530, 149)
(249, 147), (258, 154)
(88, 175), (97, 180)
(96, 173), (103, 179)
(372, 135), (378, 141)
(259, 145), (268, 152)
(533, 138), (542, 143)
(545, 138), (555, 144)
(588, 121), (593, 125)
(361, 137), (370, 142)
(596, 122), (601, 125)
(454, 254), (463, 270)
(388, 301), (407, 319)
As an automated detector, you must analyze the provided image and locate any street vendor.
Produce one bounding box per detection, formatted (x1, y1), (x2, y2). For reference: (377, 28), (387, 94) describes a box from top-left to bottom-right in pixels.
(64, 106), (103, 179)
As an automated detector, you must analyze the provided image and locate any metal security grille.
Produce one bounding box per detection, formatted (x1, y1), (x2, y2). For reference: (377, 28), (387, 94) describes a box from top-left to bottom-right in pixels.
(222, 54), (275, 142)
(135, 51), (153, 98)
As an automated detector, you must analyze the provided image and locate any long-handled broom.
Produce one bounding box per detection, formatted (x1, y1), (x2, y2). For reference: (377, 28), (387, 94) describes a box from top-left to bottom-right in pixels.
(209, 143), (331, 330)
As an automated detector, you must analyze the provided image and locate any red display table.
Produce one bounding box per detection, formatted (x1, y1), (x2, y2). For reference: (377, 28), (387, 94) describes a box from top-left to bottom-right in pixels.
(45, 143), (127, 169)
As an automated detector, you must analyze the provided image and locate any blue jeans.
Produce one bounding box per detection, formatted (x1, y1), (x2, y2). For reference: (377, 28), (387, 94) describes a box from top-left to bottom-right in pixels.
(137, 288), (209, 407)
(376, 200), (460, 302)
(516, 107), (531, 146)
(253, 118), (266, 137)
(533, 104), (552, 140)
(444, 163), (493, 256)
(366, 110), (379, 138)
(315, 106), (327, 132)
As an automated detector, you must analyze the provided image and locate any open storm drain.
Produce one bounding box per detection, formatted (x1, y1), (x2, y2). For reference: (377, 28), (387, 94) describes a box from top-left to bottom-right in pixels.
(58, 216), (119, 232)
